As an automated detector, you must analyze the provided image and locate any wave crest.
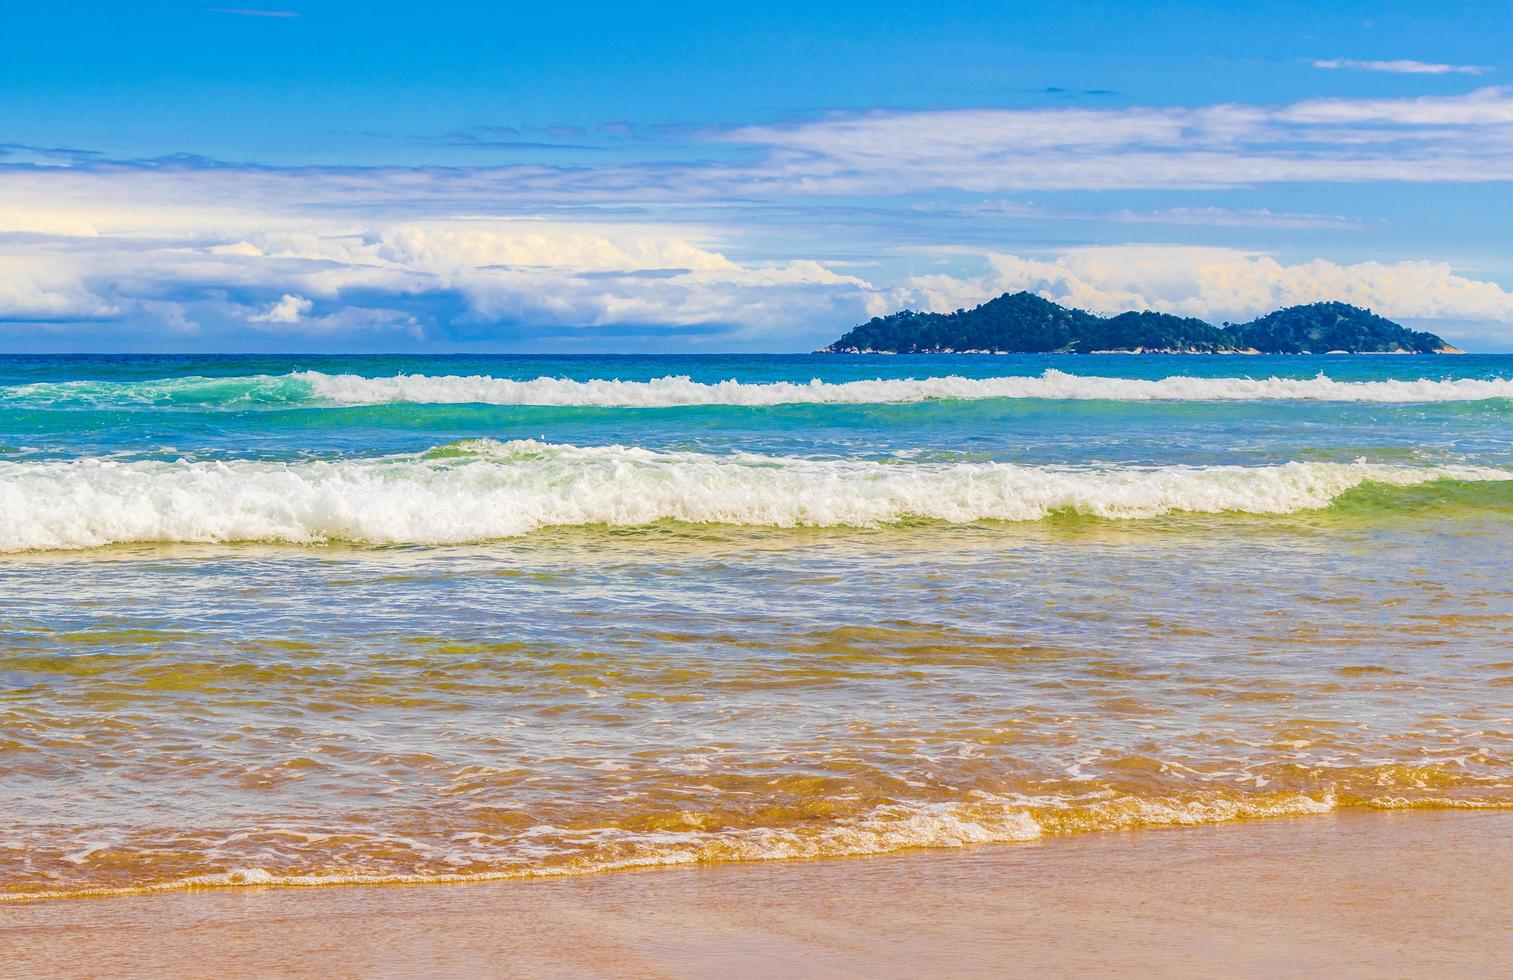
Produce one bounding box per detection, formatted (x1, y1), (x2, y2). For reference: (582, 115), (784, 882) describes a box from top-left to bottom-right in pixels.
(300, 369), (1513, 406)
(0, 441), (1504, 552)
(4, 369), (1513, 409)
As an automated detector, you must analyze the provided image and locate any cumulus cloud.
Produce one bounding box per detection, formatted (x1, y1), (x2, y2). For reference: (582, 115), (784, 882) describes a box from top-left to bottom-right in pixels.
(0, 215), (881, 346)
(248, 294), (313, 323)
(5, 212), (1511, 347)
(211, 222), (873, 332)
(1313, 59), (1491, 76)
(242, 304), (424, 339)
(0, 253), (121, 321)
(903, 246), (1513, 327)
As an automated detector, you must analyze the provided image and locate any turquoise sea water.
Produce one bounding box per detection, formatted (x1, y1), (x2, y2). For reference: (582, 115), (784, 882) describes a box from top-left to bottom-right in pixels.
(2, 353), (1511, 898)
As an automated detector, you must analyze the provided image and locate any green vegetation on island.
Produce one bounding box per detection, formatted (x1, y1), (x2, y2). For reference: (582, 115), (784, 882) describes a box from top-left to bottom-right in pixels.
(821, 294), (1462, 354)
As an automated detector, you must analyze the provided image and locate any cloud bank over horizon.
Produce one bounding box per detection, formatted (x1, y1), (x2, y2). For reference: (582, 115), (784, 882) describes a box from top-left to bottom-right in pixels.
(3, 46), (1512, 349)
(904, 247), (1513, 340)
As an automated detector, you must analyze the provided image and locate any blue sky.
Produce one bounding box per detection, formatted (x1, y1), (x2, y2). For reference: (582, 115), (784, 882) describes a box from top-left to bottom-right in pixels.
(3, 0), (1512, 350)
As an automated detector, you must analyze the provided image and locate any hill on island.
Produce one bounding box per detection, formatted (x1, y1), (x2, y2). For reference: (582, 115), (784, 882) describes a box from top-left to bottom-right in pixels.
(820, 294), (1461, 354)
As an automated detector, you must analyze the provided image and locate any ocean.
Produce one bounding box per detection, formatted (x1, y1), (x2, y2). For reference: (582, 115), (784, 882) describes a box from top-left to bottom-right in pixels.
(2, 352), (1511, 900)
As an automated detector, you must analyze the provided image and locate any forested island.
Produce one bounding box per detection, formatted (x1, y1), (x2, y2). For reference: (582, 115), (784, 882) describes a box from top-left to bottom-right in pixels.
(820, 293), (1464, 354)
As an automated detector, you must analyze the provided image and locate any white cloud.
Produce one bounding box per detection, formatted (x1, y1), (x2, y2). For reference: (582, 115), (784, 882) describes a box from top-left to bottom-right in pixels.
(0, 87), (1510, 226)
(722, 88), (1513, 192)
(455, 259), (875, 337)
(243, 304), (424, 338)
(5, 210), (1512, 347)
(248, 294), (313, 323)
(0, 215), (880, 344)
(1107, 207), (1365, 230)
(210, 222), (873, 332)
(0, 253), (120, 320)
(235, 223), (743, 277)
(1313, 59), (1491, 76)
(903, 246), (1513, 327)
(1279, 86), (1513, 125)
(925, 201), (1366, 230)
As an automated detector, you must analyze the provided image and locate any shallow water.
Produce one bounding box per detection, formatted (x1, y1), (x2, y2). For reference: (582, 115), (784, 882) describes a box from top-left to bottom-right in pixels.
(1, 353), (1511, 898)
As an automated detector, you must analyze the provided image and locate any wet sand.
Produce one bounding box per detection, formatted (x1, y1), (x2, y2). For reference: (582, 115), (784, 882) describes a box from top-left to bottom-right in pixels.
(4, 810), (1510, 978)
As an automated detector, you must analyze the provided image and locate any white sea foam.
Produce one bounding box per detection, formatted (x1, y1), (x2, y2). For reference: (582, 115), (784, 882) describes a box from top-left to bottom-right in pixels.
(0, 440), (1504, 552)
(296, 369), (1513, 406)
(11, 789), (1449, 902)
(5, 788), (1508, 901)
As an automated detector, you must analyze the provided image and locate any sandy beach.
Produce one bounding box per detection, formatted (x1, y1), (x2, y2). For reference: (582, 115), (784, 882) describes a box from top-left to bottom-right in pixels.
(4, 810), (1509, 978)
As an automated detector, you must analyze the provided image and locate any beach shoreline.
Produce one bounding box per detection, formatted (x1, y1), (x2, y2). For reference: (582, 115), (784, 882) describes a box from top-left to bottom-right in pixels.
(5, 810), (1509, 978)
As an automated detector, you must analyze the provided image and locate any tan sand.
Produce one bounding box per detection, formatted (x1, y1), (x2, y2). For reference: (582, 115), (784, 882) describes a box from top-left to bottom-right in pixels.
(3, 810), (1510, 978)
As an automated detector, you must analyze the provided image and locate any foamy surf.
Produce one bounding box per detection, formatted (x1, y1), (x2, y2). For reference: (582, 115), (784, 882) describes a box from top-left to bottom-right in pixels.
(298, 369), (1513, 406)
(0, 440), (1505, 552)
(7, 789), (1507, 903)
(5, 369), (1513, 409)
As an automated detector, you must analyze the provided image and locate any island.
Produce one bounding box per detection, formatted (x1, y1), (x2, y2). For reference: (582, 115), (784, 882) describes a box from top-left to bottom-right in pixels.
(819, 293), (1464, 354)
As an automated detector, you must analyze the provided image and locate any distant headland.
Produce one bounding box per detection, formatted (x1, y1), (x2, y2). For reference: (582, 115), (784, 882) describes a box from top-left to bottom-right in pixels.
(819, 293), (1464, 354)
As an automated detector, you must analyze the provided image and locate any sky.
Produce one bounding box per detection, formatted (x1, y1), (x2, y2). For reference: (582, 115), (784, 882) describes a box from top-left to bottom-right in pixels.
(3, 0), (1513, 352)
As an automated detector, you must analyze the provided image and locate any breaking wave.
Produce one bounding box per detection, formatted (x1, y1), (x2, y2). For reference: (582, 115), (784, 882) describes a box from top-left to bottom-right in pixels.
(297, 369), (1513, 406)
(0, 440), (1505, 552)
(4, 369), (1513, 409)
